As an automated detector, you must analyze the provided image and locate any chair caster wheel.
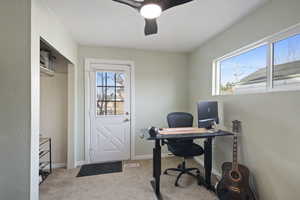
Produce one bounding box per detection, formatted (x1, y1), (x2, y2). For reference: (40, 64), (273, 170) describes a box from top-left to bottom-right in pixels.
(197, 179), (202, 186)
(177, 164), (182, 169)
(175, 183), (179, 187)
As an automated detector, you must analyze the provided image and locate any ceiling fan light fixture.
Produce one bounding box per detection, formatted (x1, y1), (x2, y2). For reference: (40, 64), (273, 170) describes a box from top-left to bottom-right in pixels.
(140, 4), (162, 19)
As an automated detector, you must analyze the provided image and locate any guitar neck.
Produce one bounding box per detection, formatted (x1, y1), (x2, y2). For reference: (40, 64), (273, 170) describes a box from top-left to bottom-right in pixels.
(232, 120), (241, 170)
(232, 135), (238, 170)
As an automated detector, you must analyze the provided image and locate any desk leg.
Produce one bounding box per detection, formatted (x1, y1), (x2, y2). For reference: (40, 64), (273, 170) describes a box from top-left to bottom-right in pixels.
(49, 138), (52, 174)
(151, 139), (162, 200)
(204, 137), (214, 191)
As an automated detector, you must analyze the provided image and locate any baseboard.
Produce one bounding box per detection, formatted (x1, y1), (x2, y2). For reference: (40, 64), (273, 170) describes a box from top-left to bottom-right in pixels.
(75, 153), (173, 167)
(44, 163), (66, 169)
(133, 153), (173, 160)
(54, 163), (66, 168)
(75, 160), (86, 167)
(194, 157), (222, 179)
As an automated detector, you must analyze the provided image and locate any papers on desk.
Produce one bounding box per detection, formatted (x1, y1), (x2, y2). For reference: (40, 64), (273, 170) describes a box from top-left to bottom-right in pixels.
(162, 128), (196, 132)
(158, 127), (215, 135)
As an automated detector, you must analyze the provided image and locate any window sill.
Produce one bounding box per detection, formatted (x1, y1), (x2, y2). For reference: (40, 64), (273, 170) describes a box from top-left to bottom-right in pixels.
(213, 86), (300, 96)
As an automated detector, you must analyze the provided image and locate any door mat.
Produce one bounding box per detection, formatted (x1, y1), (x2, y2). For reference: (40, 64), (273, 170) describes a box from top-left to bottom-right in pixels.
(77, 161), (122, 177)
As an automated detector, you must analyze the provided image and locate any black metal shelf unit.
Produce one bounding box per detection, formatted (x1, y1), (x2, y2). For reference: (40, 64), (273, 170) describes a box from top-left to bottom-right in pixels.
(39, 137), (52, 184)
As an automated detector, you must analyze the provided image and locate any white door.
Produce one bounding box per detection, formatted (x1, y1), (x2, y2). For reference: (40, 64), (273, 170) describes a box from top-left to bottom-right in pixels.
(89, 65), (131, 163)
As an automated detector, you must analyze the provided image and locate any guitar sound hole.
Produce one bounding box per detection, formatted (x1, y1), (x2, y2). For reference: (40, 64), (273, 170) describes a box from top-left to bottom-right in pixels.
(230, 171), (240, 179)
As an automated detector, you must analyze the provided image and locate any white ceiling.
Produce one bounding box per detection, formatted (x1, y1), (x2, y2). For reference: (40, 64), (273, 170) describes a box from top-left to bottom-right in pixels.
(44, 0), (268, 52)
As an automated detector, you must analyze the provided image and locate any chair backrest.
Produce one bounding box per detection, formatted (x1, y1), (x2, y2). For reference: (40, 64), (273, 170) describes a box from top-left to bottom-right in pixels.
(167, 112), (193, 128)
(166, 112), (194, 144)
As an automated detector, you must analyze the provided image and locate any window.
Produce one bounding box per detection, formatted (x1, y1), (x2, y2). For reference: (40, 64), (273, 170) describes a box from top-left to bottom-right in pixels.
(96, 72), (125, 115)
(219, 45), (268, 95)
(213, 24), (300, 95)
(273, 34), (300, 88)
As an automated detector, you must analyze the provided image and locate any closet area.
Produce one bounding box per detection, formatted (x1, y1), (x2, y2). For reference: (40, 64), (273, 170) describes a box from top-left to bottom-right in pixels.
(39, 39), (69, 184)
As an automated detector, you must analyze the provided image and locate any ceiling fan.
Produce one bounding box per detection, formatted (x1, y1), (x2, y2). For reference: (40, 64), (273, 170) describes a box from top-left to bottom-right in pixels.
(112, 0), (194, 36)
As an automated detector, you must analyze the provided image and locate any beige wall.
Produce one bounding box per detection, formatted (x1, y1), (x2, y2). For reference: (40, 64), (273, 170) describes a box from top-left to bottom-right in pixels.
(188, 0), (300, 199)
(40, 59), (68, 165)
(77, 46), (189, 160)
(0, 1), (31, 200)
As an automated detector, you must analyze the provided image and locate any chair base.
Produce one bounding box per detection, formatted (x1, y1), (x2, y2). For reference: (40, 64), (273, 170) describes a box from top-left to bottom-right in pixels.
(164, 160), (201, 187)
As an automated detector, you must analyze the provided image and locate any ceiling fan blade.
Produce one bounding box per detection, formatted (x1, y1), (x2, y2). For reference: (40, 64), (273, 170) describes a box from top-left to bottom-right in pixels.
(161, 0), (194, 11)
(144, 19), (158, 36)
(112, 0), (142, 9)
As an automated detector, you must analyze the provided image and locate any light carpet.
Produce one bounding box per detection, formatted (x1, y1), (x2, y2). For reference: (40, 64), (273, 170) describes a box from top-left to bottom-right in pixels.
(40, 157), (218, 200)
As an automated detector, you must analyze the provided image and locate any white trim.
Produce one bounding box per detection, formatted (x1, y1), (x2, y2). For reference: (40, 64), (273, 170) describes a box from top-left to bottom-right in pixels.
(30, 32), (40, 200)
(133, 153), (174, 160)
(75, 160), (87, 167)
(212, 61), (218, 95)
(53, 163), (66, 169)
(44, 163), (66, 169)
(31, 38), (77, 200)
(212, 22), (300, 96)
(84, 58), (136, 164)
(214, 85), (300, 97)
(84, 60), (91, 163)
(266, 43), (273, 90)
(76, 154), (173, 166)
(67, 63), (77, 169)
(194, 157), (222, 179)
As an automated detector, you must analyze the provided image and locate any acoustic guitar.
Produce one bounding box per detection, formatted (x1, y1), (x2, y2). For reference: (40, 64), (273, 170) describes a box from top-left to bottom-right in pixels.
(216, 120), (256, 200)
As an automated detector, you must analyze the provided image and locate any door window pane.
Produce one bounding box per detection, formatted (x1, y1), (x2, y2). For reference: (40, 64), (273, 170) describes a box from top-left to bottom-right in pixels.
(116, 102), (124, 115)
(106, 102), (115, 115)
(97, 101), (106, 116)
(116, 87), (124, 101)
(96, 87), (105, 102)
(106, 72), (116, 86)
(273, 34), (300, 88)
(97, 72), (105, 86)
(219, 45), (268, 94)
(106, 87), (116, 101)
(116, 73), (125, 86)
(96, 71), (125, 115)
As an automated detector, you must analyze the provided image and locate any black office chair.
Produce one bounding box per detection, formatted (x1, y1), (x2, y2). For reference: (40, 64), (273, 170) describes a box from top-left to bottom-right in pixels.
(164, 112), (204, 186)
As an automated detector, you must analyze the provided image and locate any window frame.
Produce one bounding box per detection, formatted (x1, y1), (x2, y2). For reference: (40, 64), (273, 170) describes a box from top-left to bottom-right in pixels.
(213, 23), (300, 96)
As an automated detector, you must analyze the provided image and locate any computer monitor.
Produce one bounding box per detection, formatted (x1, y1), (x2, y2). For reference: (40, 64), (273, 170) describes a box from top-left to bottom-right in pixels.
(197, 101), (219, 129)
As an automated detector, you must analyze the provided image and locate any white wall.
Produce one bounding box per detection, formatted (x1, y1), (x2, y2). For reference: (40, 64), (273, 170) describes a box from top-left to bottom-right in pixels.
(40, 59), (68, 165)
(77, 46), (189, 161)
(0, 1), (31, 200)
(31, 0), (78, 199)
(32, 0), (77, 64)
(188, 0), (300, 199)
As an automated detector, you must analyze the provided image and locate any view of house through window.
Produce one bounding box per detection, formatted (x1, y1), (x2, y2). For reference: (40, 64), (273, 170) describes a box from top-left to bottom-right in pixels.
(219, 45), (268, 95)
(96, 72), (125, 115)
(215, 26), (300, 95)
(273, 33), (300, 88)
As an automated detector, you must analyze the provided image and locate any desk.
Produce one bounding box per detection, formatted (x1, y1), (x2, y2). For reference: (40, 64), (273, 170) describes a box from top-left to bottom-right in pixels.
(146, 127), (233, 200)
